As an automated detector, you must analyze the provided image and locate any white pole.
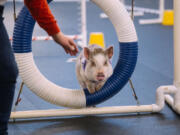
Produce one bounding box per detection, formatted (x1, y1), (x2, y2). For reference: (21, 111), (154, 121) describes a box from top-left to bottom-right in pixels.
(81, 0), (87, 47)
(67, 0), (87, 62)
(162, 0), (180, 114)
(159, 0), (164, 20)
(11, 105), (154, 119)
(173, 0), (180, 110)
(174, 0), (180, 87)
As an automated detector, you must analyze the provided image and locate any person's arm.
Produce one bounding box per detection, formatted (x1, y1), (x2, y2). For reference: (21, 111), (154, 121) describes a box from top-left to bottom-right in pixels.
(24, 0), (78, 56)
(24, 0), (60, 35)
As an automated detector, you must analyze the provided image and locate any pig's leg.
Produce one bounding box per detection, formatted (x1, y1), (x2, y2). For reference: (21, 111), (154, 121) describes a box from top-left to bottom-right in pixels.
(95, 82), (105, 91)
(86, 81), (96, 94)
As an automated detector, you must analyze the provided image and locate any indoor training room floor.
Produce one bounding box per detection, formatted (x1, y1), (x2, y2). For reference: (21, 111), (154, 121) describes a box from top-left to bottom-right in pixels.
(3, 0), (180, 135)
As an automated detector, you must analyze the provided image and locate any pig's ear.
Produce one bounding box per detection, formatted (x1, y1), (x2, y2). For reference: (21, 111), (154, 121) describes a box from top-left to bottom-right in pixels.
(84, 47), (90, 59)
(105, 46), (113, 59)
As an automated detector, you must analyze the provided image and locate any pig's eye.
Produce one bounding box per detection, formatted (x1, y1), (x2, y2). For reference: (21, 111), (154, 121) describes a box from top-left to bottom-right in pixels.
(104, 61), (108, 66)
(91, 61), (96, 66)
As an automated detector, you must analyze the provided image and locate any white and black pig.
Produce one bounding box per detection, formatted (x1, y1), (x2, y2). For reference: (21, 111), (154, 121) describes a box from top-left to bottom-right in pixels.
(76, 44), (113, 94)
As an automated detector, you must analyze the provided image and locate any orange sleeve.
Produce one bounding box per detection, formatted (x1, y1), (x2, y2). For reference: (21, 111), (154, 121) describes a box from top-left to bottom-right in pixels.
(24, 0), (60, 36)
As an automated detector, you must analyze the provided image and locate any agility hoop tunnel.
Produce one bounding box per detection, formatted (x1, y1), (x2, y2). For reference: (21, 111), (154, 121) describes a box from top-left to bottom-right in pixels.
(12, 0), (138, 108)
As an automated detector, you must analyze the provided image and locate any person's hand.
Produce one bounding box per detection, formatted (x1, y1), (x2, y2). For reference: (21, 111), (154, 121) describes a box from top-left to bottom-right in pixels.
(52, 32), (79, 56)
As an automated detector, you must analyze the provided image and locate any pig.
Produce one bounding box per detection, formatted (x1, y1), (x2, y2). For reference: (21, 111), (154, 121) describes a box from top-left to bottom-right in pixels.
(76, 44), (113, 94)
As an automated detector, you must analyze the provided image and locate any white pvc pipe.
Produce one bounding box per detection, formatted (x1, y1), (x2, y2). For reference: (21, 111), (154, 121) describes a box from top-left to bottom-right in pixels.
(174, 0), (180, 88)
(10, 35), (82, 41)
(155, 0), (180, 115)
(139, 19), (162, 25)
(139, 0), (164, 25)
(165, 95), (174, 108)
(166, 0), (180, 114)
(81, 0), (87, 47)
(11, 105), (154, 119)
(159, 0), (164, 20)
(100, 11), (144, 19)
(165, 94), (180, 114)
(126, 6), (160, 14)
(163, 0), (180, 115)
(153, 85), (177, 112)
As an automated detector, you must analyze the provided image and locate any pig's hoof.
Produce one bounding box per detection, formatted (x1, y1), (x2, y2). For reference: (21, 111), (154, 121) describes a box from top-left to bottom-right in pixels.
(89, 90), (95, 94)
(95, 85), (103, 91)
(87, 88), (96, 94)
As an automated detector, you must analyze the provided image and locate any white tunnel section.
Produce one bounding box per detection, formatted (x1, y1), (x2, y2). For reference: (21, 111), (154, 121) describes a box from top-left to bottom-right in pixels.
(91, 0), (137, 42)
(15, 53), (86, 108)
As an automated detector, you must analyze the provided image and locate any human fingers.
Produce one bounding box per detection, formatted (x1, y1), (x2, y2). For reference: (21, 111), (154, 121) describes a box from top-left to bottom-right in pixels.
(69, 39), (78, 53)
(62, 45), (69, 54)
(64, 45), (74, 56)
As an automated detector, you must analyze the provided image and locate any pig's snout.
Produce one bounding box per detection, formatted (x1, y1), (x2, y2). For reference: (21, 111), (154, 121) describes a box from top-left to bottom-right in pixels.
(96, 72), (105, 81)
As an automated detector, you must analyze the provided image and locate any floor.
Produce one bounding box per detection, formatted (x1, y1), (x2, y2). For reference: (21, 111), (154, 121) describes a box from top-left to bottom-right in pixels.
(2, 0), (180, 135)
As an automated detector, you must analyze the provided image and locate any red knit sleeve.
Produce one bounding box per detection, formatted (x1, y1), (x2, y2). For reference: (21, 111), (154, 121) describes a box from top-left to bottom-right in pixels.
(24, 0), (60, 36)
